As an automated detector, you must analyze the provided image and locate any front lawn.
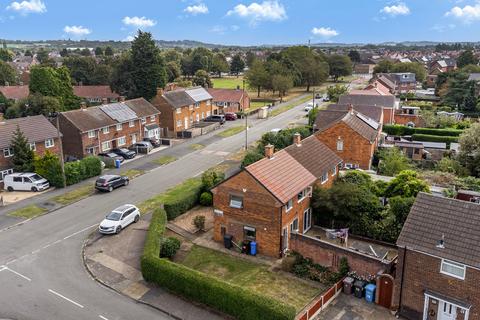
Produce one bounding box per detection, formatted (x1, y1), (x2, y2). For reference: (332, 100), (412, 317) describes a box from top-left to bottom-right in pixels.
(179, 245), (323, 311)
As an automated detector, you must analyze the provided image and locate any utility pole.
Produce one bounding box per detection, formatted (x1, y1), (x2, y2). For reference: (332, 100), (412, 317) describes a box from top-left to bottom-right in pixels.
(54, 114), (66, 189)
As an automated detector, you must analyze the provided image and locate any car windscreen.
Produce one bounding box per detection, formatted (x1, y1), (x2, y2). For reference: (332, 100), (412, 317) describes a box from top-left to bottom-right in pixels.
(106, 211), (122, 221)
(30, 174), (43, 181)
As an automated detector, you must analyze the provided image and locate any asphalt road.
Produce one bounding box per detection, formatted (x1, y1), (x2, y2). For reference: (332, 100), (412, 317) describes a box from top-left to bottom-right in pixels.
(0, 98), (312, 320)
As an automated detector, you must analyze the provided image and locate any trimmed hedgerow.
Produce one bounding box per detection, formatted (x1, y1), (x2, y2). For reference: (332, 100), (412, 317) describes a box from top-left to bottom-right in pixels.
(383, 125), (463, 137)
(411, 134), (458, 144)
(163, 179), (203, 220)
(141, 208), (296, 320)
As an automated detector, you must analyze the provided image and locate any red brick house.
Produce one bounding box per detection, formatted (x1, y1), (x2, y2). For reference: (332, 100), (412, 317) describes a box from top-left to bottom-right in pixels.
(0, 85), (29, 102)
(395, 193), (480, 320)
(212, 135), (341, 258)
(314, 106), (382, 170)
(0, 115), (61, 186)
(152, 87), (217, 138)
(73, 85), (120, 104)
(207, 88), (250, 113)
(372, 73), (417, 95)
(338, 93), (398, 125)
(58, 98), (160, 159)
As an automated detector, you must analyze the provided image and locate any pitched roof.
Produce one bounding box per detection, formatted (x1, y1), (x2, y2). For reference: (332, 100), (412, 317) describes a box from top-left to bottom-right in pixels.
(162, 89), (195, 109)
(338, 94), (396, 109)
(124, 98), (160, 117)
(284, 135), (342, 179)
(0, 115), (58, 149)
(326, 104), (383, 123)
(73, 85), (120, 99)
(0, 85), (29, 101)
(246, 149), (316, 204)
(185, 87), (213, 102)
(61, 106), (116, 132)
(397, 193), (480, 268)
(207, 88), (246, 103)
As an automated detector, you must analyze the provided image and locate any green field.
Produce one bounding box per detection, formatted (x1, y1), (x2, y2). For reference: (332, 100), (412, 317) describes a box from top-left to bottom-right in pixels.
(211, 77), (244, 89)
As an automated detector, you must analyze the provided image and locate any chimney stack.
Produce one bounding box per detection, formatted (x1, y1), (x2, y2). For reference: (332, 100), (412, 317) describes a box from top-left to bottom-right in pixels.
(80, 102), (87, 110)
(119, 96), (126, 102)
(293, 132), (301, 146)
(102, 98), (108, 105)
(264, 144), (274, 159)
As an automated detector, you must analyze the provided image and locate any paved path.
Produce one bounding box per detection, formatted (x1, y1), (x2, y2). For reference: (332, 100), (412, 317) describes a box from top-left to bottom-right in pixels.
(0, 93), (314, 320)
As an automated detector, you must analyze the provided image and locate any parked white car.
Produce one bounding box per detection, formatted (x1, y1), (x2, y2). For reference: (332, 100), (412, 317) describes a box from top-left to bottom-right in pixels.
(98, 204), (140, 234)
(305, 102), (314, 112)
(4, 173), (49, 192)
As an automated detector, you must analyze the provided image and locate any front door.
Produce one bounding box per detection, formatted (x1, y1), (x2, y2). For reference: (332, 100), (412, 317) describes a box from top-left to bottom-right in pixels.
(282, 227), (288, 252)
(303, 208), (312, 233)
(439, 302), (457, 320)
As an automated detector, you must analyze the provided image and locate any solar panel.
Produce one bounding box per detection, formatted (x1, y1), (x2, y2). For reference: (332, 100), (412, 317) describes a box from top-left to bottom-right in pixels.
(185, 87), (212, 102)
(100, 103), (137, 122)
(356, 113), (380, 130)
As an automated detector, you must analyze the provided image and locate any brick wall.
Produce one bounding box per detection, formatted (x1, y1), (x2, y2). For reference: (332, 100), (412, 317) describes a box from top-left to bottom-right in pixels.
(394, 248), (480, 320)
(0, 137), (61, 169)
(394, 114), (424, 127)
(290, 233), (394, 277)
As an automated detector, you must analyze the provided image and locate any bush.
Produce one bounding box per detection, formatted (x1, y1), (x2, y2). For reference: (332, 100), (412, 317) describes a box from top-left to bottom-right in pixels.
(193, 215), (206, 231)
(411, 134), (458, 144)
(141, 208), (295, 320)
(338, 257), (349, 277)
(199, 192), (213, 206)
(160, 237), (181, 258)
(201, 169), (225, 191)
(163, 179), (203, 220)
(241, 150), (264, 168)
(34, 151), (63, 188)
(382, 125), (463, 137)
(64, 156), (103, 186)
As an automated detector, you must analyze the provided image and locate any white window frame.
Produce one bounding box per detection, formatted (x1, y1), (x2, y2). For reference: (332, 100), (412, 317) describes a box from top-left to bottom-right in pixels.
(29, 143), (36, 151)
(303, 208), (312, 233)
(337, 139), (343, 151)
(0, 168), (13, 181)
(176, 120), (182, 128)
(229, 195), (243, 209)
(285, 199), (293, 212)
(440, 259), (466, 280)
(141, 117), (146, 124)
(129, 120), (135, 128)
(290, 218), (299, 233)
(102, 127), (109, 134)
(196, 114), (200, 122)
(116, 123), (122, 131)
(297, 189), (306, 203)
(117, 136), (126, 146)
(3, 147), (13, 158)
(176, 108), (182, 114)
(150, 115), (156, 122)
(88, 130), (96, 138)
(194, 102), (200, 108)
(332, 165), (337, 176)
(206, 111), (211, 117)
(45, 138), (54, 148)
(206, 100), (211, 106)
(321, 171), (329, 184)
(101, 141), (111, 152)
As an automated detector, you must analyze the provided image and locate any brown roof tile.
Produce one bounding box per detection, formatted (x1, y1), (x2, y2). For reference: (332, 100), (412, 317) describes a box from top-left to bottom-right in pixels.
(207, 88), (246, 103)
(124, 98), (160, 117)
(397, 193), (480, 268)
(339, 94), (396, 109)
(0, 115), (58, 149)
(0, 85), (29, 101)
(61, 106), (115, 132)
(326, 104), (383, 123)
(73, 85), (119, 99)
(163, 89), (195, 109)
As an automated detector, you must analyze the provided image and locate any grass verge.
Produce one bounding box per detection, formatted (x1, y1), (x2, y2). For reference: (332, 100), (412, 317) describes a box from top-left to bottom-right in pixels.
(211, 77), (244, 89)
(270, 95), (312, 117)
(217, 125), (246, 138)
(154, 155), (177, 166)
(120, 169), (145, 179)
(51, 185), (94, 205)
(8, 205), (47, 219)
(189, 143), (205, 151)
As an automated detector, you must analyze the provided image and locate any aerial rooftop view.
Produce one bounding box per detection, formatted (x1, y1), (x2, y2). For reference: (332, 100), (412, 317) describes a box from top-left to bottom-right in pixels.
(2, 1), (480, 319)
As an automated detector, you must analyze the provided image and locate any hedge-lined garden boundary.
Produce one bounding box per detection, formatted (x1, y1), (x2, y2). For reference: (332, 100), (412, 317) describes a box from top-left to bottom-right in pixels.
(411, 134), (459, 144)
(141, 208), (296, 320)
(383, 125), (463, 137)
(163, 178), (204, 220)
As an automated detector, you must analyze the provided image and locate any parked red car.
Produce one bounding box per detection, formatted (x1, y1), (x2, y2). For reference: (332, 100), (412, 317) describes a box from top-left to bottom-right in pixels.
(225, 112), (237, 121)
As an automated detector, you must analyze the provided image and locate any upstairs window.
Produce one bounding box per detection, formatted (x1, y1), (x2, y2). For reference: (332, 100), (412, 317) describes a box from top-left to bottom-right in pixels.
(29, 143), (36, 151)
(337, 139), (344, 151)
(321, 172), (329, 184)
(45, 138), (54, 148)
(129, 120), (135, 128)
(229, 195), (243, 209)
(285, 199), (293, 212)
(3, 147), (13, 158)
(150, 115), (156, 122)
(102, 127), (109, 134)
(194, 102), (200, 108)
(116, 123), (122, 131)
(88, 130), (96, 138)
(440, 259), (466, 280)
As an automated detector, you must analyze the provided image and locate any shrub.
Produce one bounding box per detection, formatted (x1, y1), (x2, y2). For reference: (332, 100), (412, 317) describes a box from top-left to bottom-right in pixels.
(34, 151), (63, 187)
(382, 125), (463, 137)
(411, 134), (458, 144)
(64, 156), (103, 186)
(193, 215), (206, 231)
(201, 169), (225, 191)
(241, 150), (264, 168)
(160, 237), (181, 258)
(141, 208), (295, 320)
(199, 192), (213, 206)
(338, 257), (349, 277)
(163, 178), (203, 220)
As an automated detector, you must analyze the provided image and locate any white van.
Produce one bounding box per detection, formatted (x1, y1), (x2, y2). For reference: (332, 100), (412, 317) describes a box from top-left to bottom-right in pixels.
(4, 173), (50, 192)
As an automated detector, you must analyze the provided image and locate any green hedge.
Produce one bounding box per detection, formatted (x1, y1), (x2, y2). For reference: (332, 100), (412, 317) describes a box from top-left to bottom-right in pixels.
(141, 208), (296, 320)
(411, 134), (459, 143)
(383, 125), (463, 137)
(64, 156), (103, 186)
(163, 179), (203, 220)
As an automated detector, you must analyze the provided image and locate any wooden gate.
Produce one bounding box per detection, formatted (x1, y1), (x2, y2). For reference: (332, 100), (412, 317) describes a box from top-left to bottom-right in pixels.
(377, 274), (394, 309)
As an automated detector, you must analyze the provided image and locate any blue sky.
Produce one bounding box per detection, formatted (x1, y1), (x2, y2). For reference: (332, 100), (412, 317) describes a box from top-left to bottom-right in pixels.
(1, 0), (480, 45)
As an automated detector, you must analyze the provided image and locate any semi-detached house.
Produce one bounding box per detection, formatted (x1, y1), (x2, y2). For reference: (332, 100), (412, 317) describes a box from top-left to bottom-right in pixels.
(58, 98), (160, 159)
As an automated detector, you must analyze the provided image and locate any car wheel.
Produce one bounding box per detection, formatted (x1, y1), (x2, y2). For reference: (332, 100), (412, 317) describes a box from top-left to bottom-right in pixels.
(7, 186), (14, 192)
(115, 226), (122, 234)
(108, 186), (113, 192)
(134, 215), (139, 223)
(31, 187), (38, 192)
(124, 180), (129, 186)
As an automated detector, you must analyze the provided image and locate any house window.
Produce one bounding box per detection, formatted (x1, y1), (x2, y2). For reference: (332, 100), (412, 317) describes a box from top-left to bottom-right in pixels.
(116, 123), (122, 131)
(196, 114), (200, 122)
(45, 138), (54, 148)
(194, 102), (200, 108)
(229, 195), (243, 209)
(206, 100), (211, 106)
(176, 108), (182, 114)
(332, 165), (337, 176)
(189, 105), (194, 111)
(101, 141), (111, 152)
(150, 115), (156, 122)
(86, 147), (95, 154)
(102, 127), (109, 134)
(290, 218), (299, 233)
(285, 199), (293, 212)
(176, 120), (182, 128)
(88, 130), (96, 138)
(29, 143), (36, 151)
(117, 136), (126, 146)
(321, 171), (329, 184)
(243, 226), (256, 240)
(3, 148), (13, 157)
(303, 208), (312, 232)
(298, 189), (306, 202)
(141, 117), (146, 124)
(129, 120), (135, 128)
(337, 139), (343, 151)
(440, 259), (466, 280)
(0, 168), (13, 181)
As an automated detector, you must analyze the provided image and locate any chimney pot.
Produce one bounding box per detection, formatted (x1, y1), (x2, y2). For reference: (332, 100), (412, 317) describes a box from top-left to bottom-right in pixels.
(119, 96), (126, 102)
(264, 144), (274, 158)
(293, 132), (301, 146)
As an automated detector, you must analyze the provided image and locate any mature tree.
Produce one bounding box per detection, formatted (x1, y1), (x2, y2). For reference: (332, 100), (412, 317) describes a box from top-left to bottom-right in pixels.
(348, 50), (361, 63)
(245, 51), (256, 68)
(0, 48), (13, 62)
(192, 69), (212, 88)
(327, 55), (352, 81)
(211, 53), (229, 77)
(91, 63), (113, 85)
(95, 47), (104, 56)
(230, 54), (245, 76)
(163, 49), (182, 63)
(439, 72), (477, 111)
(326, 84), (348, 102)
(271, 75), (293, 101)
(80, 48), (91, 56)
(166, 61), (182, 83)
(36, 48), (50, 64)
(24, 49), (33, 57)
(373, 60), (394, 74)
(59, 48), (69, 57)
(384, 170), (430, 198)
(10, 126), (35, 172)
(458, 123), (480, 176)
(460, 64), (480, 74)
(457, 49), (478, 68)
(104, 46), (114, 56)
(377, 147), (411, 176)
(6, 93), (62, 119)
(63, 56), (96, 85)
(391, 62), (427, 83)
(0, 92), (12, 113)
(34, 151), (63, 188)
(0, 61), (16, 85)
(29, 66), (77, 108)
(245, 60), (269, 97)
(111, 31), (167, 100)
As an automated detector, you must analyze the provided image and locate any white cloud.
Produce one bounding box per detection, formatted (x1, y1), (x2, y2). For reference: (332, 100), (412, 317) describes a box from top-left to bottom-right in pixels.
(6, 0), (46, 14)
(123, 35), (135, 42)
(227, 1), (287, 25)
(184, 3), (209, 15)
(380, 2), (410, 16)
(445, 3), (480, 22)
(122, 16), (157, 28)
(311, 27), (339, 39)
(63, 25), (91, 37)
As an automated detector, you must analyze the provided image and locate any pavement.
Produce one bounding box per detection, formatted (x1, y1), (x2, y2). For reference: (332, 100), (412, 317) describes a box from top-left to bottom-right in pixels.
(84, 215), (226, 320)
(0, 93), (315, 320)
